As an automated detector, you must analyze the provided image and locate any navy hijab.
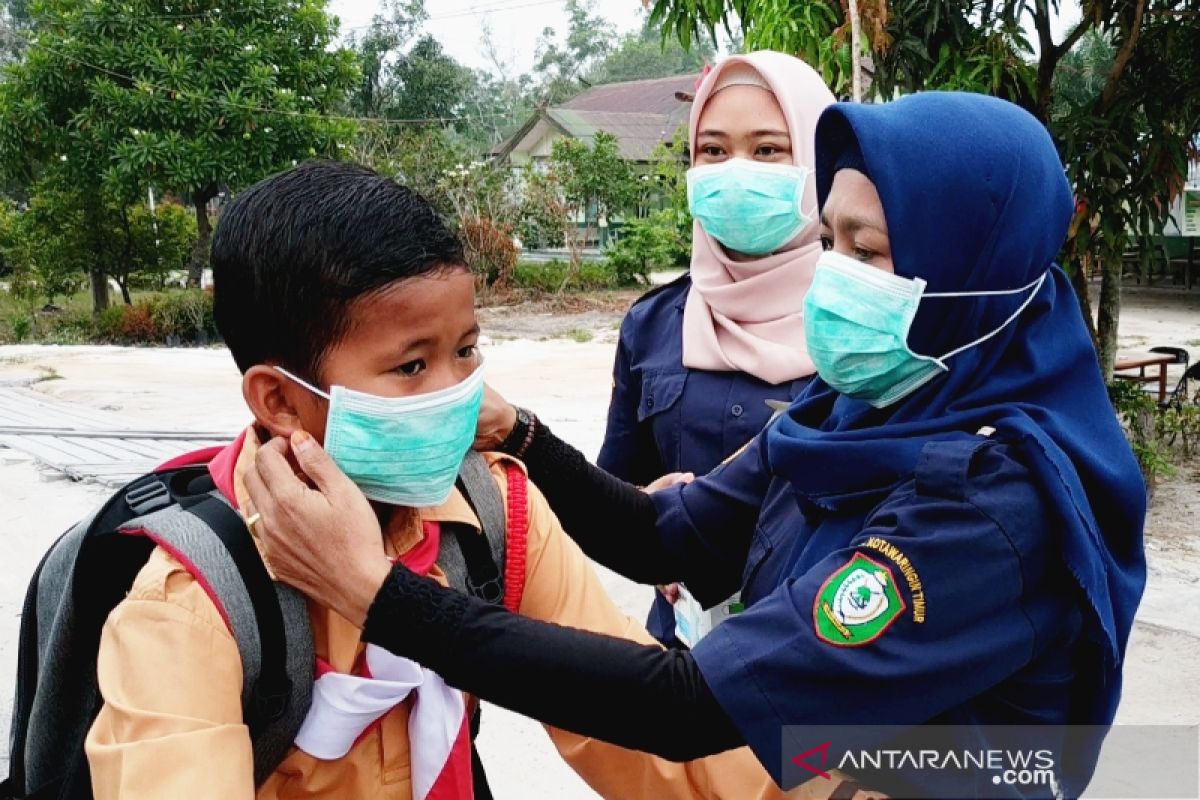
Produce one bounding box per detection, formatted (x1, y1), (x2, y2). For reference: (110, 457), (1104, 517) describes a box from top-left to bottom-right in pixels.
(767, 93), (1146, 723)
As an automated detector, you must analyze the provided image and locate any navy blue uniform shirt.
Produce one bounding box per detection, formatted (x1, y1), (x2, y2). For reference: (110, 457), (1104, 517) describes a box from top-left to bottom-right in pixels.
(650, 432), (1083, 797)
(597, 274), (812, 642)
(598, 275), (812, 484)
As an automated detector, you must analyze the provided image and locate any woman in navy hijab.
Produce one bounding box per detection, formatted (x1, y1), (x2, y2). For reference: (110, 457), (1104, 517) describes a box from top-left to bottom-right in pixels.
(247, 92), (1147, 798)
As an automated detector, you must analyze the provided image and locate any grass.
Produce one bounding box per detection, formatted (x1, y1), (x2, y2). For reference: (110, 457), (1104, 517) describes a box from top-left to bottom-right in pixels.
(562, 328), (594, 343)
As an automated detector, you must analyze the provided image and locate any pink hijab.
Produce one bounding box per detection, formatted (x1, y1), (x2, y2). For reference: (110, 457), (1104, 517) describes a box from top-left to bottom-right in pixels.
(681, 51), (836, 385)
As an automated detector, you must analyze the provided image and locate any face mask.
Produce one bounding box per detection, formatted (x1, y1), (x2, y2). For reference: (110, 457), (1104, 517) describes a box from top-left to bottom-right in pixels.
(276, 363), (485, 507)
(803, 251), (1047, 408)
(687, 159), (813, 256)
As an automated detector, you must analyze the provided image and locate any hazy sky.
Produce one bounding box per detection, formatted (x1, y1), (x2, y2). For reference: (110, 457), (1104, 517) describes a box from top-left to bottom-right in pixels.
(325, 0), (1080, 78)
(326, 0), (649, 77)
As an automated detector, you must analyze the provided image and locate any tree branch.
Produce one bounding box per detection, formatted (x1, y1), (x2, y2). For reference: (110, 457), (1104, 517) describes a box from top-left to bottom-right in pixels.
(1032, 0), (1059, 119)
(1052, 15), (1093, 60)
(1100, 0), (1148, 110)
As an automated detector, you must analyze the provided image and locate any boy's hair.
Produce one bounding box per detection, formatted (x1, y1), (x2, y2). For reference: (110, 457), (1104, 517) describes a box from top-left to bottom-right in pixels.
(212, 160), (467, 377)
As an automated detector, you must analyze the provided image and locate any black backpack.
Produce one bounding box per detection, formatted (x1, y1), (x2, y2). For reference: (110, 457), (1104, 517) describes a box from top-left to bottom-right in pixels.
(3, 450), (512, 800)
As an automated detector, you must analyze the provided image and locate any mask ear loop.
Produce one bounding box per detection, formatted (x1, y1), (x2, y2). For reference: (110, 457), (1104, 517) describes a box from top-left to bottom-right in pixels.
(935, 272), (1049, 361)
(274, 366), (332, 400)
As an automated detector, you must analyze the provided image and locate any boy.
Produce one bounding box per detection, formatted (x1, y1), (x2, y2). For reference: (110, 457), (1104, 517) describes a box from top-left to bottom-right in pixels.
(83, 161), (799, 799)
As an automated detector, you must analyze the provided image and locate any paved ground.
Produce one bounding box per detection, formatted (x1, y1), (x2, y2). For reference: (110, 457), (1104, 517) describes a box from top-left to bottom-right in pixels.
(1, 285), (1198, 797)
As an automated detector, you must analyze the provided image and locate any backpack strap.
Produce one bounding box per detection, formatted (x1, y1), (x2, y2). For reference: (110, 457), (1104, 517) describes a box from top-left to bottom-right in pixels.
(442, 453), (531, 613)
(122, 495), (313, 784)
(440, 452), (508, 605)
(500, 463), (529, 613)
(458, 451), (507, 569)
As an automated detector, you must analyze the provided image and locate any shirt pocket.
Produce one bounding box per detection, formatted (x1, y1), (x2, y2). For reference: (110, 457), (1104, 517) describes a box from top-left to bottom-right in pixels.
(636, 369), (687, 422)
(740, 525), (775, 604)
(637, 370), (687, 471)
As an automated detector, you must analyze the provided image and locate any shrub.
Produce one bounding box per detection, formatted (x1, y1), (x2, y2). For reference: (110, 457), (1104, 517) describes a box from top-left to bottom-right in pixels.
(117, 304), (160, 343)
(460, 215), (518, 289)
(1108, 380), (1175, 493)
(605, 210), (687, 286)
(11, 313), (31, 342)
(512, 260), (619, 292)
(42, 308), (96, 345)
(93, 305), (126, 342)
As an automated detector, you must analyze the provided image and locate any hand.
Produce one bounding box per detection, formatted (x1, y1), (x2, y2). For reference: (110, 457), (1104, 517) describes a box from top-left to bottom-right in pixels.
(243, 431), (392, 627)
(655, 583), (681, 604)
(474, 382), (518, 451)
(642, 471), (695, 494)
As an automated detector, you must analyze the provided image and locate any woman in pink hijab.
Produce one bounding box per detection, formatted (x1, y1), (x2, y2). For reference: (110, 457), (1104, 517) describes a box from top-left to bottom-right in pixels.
(596, 52), (836, 646)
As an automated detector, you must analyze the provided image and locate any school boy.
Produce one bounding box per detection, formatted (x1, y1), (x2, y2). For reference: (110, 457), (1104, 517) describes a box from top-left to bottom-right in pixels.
(82, 161), (813, 800)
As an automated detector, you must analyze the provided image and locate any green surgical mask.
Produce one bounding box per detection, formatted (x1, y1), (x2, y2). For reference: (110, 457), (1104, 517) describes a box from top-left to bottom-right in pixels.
(687, 159), (813, 256)
(276, 363), (485, 507)
(803, 251), (1046, 407)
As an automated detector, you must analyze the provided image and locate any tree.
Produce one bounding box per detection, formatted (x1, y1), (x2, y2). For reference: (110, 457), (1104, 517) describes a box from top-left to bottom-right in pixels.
(388, 35), (473, 124)
(0, 178), (89, 306)
(645, 0), (1200, 379)
(0, 0), (358, 306)
(345, 0), (427, 118)
(539, 131), (638, 286)
(586, 16), (715, 85)
(532, 0), (615, 104)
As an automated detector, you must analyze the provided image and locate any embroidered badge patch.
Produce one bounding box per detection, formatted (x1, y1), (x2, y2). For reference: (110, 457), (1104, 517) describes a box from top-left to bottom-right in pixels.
(814, 553), (906, 646)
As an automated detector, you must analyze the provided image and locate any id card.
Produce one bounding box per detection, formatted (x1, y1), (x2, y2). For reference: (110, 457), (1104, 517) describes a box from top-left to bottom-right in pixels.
(673, 585), (743, 648)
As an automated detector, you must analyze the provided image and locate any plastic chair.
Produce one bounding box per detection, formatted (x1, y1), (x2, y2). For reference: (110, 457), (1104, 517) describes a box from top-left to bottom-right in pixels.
(1149, 346), (1190, 367)
(1162, 363), (1200, 409)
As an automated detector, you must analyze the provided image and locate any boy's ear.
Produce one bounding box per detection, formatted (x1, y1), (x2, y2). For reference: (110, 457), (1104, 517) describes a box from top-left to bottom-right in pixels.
(243, 365), (319, 440)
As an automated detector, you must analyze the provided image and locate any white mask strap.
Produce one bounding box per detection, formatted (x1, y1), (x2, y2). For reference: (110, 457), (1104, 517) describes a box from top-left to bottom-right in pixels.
(939, 272), (1048, 361)
(923, 272), (1046, 298)
(274, 366), (331, 400)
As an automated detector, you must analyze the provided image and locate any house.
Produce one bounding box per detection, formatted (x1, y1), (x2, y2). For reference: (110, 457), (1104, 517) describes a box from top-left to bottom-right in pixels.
(492, 74), (696, 167)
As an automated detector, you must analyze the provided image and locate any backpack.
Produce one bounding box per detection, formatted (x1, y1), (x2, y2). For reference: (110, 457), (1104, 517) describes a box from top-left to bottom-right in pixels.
(2, 448), (526, 800)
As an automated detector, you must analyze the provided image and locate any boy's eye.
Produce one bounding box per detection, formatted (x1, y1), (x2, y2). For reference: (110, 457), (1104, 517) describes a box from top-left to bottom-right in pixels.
(396, 359), (426, 377)
(819, 235), (833, 251)
(457, 344), (479, 359)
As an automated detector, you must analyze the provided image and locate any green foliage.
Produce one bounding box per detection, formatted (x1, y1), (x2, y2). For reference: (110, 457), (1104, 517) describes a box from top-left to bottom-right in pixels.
(587, 16), (714, 85)
(0, 0), (358, 303)
(533, 0), (616, 104)
(1, 173), (197, 306)
(2, 287), (216, 344)
(126, 202), (197, 290)
(1157, 402), (1200, 457)
(0, 184), (89, 305)
(549, 131), (638, 223)
(1108, 379), (1176, 487)
(388, 36), (473, 124)
(345, 0), (428, 118)
(515, 168), (570, 250)
(10, 311), (30, 341)
(606, 210), (687, 285)
(512, 259), (618, 292)
(639, 128), (692, 256)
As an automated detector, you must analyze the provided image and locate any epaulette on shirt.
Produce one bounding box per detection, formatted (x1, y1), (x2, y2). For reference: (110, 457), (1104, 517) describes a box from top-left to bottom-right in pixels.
(628, 271), (692, 313)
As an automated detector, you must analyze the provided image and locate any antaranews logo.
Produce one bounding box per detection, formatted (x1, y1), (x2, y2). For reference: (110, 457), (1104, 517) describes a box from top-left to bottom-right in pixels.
(791, 742), (1056, 790)
(780, 724), (1200, 798)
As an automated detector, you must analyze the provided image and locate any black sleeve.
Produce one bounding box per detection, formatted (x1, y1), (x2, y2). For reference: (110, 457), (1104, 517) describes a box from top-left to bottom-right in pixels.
(517, 420), (771, 603)
(516, 421), (682, 585)
(362, 564), (745, 762)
